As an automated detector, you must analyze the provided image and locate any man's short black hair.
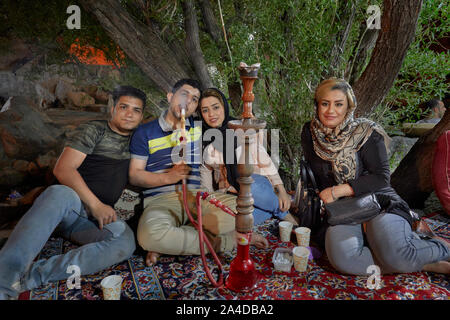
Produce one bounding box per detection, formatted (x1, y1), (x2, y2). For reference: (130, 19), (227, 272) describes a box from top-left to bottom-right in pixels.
(171, 79), (202, 94)
(425, 99), (443, 110)
(112, 85), (147, 109)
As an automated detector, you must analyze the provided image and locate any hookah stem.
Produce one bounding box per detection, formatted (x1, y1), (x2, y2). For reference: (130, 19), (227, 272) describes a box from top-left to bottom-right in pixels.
(181, 107), (187, 186)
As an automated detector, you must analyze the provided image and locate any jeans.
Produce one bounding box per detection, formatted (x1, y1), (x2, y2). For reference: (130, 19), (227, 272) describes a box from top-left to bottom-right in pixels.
(0, 185), (135, 298)
(325, 212), (450, 275)
(251, 174), (288, 225)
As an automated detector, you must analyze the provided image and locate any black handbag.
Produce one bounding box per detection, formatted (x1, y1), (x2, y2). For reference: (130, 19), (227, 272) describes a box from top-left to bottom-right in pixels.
(325, 193), (381, 226)
(292, 160), (326, 244)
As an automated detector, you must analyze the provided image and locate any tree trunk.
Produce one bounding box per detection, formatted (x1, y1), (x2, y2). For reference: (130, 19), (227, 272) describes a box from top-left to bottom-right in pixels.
(182, 0), (213, 89)
(353, 0), (422, 117)
(346, 23), (379, 85)
(199, 0), (223, 45)
(391, 109), (450, 208)
(79, 0), (193, 93)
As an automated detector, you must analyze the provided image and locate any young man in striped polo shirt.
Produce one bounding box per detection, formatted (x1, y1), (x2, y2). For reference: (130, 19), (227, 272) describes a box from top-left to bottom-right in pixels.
(129, 79), (267, 266)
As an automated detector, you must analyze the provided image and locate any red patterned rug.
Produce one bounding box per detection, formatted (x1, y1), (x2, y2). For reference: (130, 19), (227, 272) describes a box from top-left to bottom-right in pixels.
(153, 212), (450, 300)
(19, 212), (449, 300)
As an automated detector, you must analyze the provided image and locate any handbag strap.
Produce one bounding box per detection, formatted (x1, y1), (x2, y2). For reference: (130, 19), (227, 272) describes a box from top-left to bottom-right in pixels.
(300, 160), (319, 192)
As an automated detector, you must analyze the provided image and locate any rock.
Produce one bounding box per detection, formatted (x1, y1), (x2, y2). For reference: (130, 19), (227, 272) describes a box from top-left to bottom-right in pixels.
(12, 160), (29, 172)
(1, 97), (11, 113)
(44, 108), (109, 127)
(0, 71), (35, 97)
(83, 104), (109, 113)
(55, 79), (75, 105)
(0, 38), (32, 72)
(388, 135), (418, 172)
(82, 85), (99, 97)
(27, 161), (40, 175)
(0, 167), (26, 188)
(36, 151), (57, 169)
(94, 89), (110, 104)
(35, 83), (56, 109)
(0, 96), (63, 160)
(39, 78), (59, 95)
(0, 142), (13, 169)
(67, 91), (95, 107)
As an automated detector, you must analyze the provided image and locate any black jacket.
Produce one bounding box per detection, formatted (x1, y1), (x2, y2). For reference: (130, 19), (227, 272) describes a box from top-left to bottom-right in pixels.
(301, 122), (416, 227)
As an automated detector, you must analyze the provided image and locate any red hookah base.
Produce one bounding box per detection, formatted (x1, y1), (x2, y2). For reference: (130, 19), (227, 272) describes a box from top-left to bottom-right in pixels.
(225, 244), (260, 293)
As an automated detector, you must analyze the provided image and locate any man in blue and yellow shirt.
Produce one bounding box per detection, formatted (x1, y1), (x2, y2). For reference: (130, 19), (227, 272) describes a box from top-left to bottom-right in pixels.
(130, 79), (267, 266)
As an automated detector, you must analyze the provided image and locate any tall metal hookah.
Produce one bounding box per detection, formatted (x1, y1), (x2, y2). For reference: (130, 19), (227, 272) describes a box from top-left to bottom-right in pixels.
(225, 62), (265, 292)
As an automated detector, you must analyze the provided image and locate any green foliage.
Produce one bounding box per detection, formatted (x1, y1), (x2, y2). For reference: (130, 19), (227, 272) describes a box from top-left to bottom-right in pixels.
(1, 0), (446, 189)
(200, 0), (373, 188)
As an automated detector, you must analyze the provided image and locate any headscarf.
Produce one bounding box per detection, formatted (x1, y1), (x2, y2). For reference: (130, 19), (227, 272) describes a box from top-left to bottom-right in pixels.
(310, 78), (391, 184)
(199, 88), (240, 191)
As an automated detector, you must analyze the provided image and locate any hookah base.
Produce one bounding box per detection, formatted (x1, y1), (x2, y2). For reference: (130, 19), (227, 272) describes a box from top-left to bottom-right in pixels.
(225, 270), (260, 293)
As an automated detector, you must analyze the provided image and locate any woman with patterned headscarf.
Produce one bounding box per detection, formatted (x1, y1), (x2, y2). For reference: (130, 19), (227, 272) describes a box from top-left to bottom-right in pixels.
(301, 78), (450, 275)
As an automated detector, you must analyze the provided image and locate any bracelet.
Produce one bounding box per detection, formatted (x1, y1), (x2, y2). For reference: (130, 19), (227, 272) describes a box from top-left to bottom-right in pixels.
(331, 186), (337, 201)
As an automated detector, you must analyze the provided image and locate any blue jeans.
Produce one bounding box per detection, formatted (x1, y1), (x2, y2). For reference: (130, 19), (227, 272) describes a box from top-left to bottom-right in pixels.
(0, 185), (135, 298)
(251, 174), (288, 225)
(325, 212), (450, 275)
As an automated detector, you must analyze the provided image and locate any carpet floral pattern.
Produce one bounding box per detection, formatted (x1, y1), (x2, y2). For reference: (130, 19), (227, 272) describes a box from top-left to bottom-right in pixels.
(22, 211), (449, 300)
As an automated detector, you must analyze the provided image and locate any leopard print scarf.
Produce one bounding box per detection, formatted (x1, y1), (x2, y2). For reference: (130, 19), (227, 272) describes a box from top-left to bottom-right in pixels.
(310, 109), (390, 185)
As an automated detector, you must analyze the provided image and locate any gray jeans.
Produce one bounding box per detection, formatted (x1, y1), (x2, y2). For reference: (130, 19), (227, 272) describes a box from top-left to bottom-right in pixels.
(325, 212), (450, 275)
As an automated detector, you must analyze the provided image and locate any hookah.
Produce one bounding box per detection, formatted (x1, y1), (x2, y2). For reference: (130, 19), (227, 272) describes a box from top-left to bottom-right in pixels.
(179, 62), (264, 292)
(179, 100), (235, 287)
(225, 62), (265, 292)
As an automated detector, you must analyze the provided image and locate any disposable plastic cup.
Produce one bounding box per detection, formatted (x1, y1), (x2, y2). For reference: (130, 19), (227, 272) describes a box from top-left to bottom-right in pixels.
(294, 227), (311, 247)
(279, 221), (293, 242)
(292, 246), (310, 272)
(100, 275), (123, 300)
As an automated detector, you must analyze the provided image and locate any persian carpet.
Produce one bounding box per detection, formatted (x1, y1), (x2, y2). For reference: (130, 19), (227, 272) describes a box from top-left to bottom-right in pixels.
(152, 212), (450, 300)
(19, 238), (164, 300)
(21, 211), (449, 300)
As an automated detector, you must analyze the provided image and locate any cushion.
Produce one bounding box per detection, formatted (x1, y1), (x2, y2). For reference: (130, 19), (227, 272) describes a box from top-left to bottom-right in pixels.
(432, 131), (450, 215)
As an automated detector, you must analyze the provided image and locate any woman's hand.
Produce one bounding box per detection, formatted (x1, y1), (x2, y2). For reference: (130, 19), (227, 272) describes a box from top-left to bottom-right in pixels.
(276, 185), (291, 212)
(319, 187), (335, 204)
(320, 184), (355, 204)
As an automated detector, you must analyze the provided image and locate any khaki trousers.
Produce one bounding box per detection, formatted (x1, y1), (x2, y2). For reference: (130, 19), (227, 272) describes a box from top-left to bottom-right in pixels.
(137, 190), (237, 255)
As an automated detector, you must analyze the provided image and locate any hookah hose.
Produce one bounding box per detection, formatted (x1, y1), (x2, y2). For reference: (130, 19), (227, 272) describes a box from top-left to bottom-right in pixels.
(181, 182), (236, 287)
(179, 105), (236, 287)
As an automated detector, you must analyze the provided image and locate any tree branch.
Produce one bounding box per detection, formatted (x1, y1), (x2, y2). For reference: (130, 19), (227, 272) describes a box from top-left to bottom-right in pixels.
(353, 0), (423, 117)
(79, 0), (192, 92)
(182, 0), (213, 89)
(199, 0), (222, 46)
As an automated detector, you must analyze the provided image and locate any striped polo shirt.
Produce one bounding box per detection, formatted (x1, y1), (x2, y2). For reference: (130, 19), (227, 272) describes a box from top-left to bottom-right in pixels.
(130, 110), (202, 198)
